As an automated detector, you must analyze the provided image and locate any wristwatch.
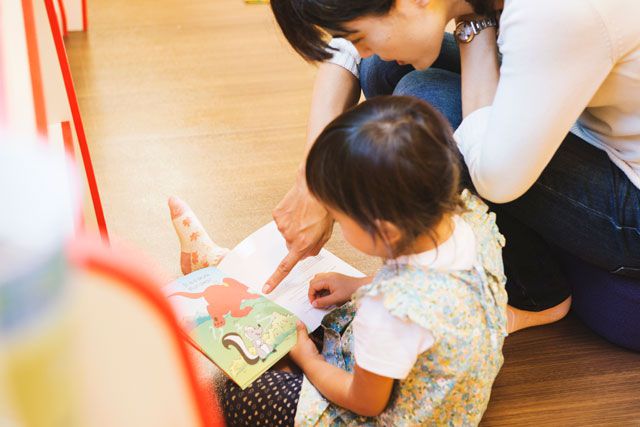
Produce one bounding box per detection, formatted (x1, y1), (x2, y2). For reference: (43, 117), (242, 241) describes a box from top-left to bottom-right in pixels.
(454, 17), (497, 43)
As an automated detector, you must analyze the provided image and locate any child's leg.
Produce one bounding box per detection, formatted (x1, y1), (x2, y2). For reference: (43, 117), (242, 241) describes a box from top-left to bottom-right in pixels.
(221, 370), (303, 427)
(168, 196), (230, 274)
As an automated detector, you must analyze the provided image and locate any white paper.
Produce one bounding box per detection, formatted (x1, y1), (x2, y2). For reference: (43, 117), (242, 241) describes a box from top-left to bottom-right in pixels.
(218, 222), (364, 330)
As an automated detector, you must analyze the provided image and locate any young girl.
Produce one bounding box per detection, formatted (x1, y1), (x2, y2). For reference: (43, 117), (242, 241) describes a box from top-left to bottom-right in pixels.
(169, 96), (507, 426)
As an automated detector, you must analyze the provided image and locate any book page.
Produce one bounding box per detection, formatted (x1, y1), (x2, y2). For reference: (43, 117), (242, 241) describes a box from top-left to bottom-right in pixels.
(218, 222), (364, 330)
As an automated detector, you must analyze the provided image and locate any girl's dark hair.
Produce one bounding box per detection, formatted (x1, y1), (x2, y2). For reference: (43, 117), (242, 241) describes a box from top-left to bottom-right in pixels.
(271, 0), (495, 62)
(305, 96), (464, 258)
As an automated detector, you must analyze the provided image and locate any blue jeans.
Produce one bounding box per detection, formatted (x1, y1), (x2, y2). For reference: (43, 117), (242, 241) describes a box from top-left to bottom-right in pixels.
(359, 33), (640, 311)
(360, 34), (462, 129)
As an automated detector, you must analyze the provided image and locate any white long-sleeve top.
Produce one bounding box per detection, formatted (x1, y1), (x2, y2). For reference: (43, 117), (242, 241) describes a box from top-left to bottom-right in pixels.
(327, 0), (640, 202)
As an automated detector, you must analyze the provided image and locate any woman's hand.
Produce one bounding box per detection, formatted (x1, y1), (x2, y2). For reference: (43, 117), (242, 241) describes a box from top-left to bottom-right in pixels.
(289, 321), (323, 369)
(264, 173), (334, 293)
(264, 63), (360, 293)
(308, 273), (372, 308)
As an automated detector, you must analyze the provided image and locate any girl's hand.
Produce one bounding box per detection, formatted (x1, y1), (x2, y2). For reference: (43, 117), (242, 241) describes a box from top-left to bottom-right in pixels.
(308, 273), (372, 308)
(289, 321), (322, 369)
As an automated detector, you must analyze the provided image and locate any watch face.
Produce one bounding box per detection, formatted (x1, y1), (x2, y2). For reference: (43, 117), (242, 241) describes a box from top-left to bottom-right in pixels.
(454, 22), (474, 43)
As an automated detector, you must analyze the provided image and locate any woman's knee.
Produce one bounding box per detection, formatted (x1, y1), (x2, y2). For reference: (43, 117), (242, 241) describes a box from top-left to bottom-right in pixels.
(359, 55), (414, 99)
(393, 69), (462, 129)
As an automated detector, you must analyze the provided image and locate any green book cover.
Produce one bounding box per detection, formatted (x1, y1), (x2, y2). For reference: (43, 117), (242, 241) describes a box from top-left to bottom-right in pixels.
(164, 267), (297, 389)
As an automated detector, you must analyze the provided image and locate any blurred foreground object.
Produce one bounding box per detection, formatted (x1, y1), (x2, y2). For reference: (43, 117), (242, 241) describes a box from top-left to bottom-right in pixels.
(0, 143), (223, 426)
(0, 141), (77, 426)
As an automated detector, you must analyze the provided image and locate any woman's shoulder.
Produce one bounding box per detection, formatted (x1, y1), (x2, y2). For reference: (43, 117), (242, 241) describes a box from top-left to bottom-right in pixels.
(500, 0), (637, 54)
(326, 38), (361, 78)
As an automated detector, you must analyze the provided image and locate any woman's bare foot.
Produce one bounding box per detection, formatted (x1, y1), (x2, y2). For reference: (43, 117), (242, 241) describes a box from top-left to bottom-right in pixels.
(168, 196), (229, 274)
(507, 296), (572, 334)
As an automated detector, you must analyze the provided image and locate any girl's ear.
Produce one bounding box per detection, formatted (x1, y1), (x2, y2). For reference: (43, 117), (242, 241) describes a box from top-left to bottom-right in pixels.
(375, 220), (403, 247)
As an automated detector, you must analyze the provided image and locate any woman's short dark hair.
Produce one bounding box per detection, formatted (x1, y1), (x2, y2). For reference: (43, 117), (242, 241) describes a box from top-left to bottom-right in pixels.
(271, 0), (495, 62)
(305, 96), (464, 258)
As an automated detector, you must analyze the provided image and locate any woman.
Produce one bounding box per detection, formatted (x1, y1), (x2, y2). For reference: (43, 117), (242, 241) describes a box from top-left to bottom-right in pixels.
(264, 0), (640, 345)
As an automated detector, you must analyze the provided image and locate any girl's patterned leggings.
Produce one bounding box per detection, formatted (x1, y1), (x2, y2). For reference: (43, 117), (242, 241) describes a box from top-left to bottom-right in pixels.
(221, 370), (303, 427)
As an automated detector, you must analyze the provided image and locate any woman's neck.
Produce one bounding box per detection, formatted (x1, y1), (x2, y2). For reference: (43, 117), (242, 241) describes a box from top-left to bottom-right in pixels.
(448, 0), (504, 20)
(448, 0), (475, 20)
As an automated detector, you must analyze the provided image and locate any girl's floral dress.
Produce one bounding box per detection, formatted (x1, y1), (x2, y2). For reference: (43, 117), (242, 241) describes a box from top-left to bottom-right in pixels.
(295, 190), (508, 426)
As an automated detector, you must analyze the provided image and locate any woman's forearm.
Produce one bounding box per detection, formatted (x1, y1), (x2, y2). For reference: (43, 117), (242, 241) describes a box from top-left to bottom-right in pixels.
(458, 27), (500, 118)
(305, 63), (361, 153)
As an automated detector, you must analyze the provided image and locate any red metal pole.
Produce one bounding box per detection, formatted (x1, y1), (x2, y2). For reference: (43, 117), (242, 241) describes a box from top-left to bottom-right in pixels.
(44, 0), (110, 244)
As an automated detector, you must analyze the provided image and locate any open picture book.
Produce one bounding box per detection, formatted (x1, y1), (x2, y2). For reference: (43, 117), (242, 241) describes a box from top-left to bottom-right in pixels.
(163, 221), (364, 389)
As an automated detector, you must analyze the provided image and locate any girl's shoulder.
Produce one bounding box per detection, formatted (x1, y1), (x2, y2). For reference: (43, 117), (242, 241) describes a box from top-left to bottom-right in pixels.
(458, 190), (501, 239)
(353, 191), (508, 336)
(458, 190), (506, 282)
(358, 263), (475, 300)
(353, 264), (477, 336)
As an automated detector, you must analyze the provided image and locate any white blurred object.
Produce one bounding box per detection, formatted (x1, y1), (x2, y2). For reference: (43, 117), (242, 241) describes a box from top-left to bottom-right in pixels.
(0, 135), (79, 278)
(0, 136), (80, 427)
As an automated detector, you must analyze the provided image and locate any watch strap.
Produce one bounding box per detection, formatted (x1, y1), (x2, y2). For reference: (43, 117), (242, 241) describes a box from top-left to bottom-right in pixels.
(454, 17), (498, 43)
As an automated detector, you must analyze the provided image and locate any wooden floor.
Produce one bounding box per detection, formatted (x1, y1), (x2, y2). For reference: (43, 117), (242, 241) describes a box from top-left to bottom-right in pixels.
(66, 0), (640, 424)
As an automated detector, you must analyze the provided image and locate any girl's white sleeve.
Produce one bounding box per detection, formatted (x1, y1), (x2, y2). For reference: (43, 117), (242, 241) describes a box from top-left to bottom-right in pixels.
(454, 0), (613, 203)
(326, 38), (361, 79)
(352, 296), (434, 379)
